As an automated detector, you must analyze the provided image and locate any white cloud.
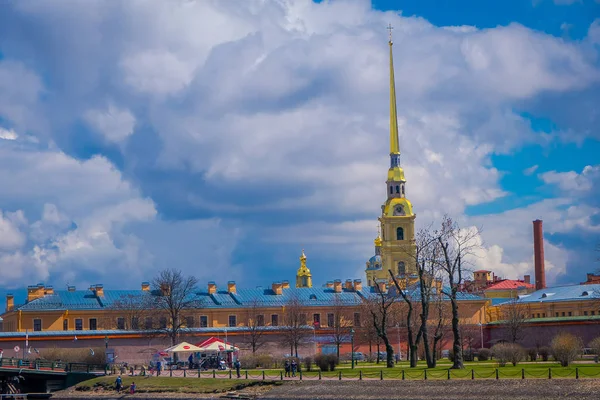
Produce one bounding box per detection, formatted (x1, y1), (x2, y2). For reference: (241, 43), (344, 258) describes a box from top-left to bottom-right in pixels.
(0, 0), (597, 288)
(84, 104), (136, 144)
(523, 165), (539, 175)
(540, 165), (599, 192)
(0, 127), (18, 140)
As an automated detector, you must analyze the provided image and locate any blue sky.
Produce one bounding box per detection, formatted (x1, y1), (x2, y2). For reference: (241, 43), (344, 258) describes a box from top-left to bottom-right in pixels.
(0, 0), (598, 306)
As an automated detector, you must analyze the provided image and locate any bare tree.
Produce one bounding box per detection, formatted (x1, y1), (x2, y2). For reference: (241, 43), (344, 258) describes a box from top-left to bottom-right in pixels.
(356, 314), (379, 362)
(243, 298), (267, 354)
(429, 293), (450, 365)
(363, 283), (397, 367)
(152, 269), (201, 346)
(102, 293), (154, 331)
(281, 295), (311, 358)
(438, 215), (480, 369)
(501, 297), (529, 343)
(330, 295), (353, 359)
(389, 273), (420, 367)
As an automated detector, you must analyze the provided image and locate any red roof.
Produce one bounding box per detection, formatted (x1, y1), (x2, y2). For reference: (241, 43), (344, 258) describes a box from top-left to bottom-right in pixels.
(485, 279), (534, 290)
(473, 270), (491, 273)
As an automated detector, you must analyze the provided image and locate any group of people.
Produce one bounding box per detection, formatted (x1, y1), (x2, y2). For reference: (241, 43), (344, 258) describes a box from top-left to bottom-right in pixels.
(284, 359), (298, 377)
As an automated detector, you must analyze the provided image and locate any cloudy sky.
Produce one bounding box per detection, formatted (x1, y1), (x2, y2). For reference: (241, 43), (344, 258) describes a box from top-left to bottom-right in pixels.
(0, 0), (598, 303)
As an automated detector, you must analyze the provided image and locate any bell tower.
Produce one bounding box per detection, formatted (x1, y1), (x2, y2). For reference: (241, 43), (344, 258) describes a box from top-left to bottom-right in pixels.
(296, 249), (312, 288)
(367, 25), (416, 285)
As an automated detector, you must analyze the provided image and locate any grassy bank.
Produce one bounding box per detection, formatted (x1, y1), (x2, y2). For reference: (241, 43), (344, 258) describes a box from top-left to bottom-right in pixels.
(75, 376), (280, 394)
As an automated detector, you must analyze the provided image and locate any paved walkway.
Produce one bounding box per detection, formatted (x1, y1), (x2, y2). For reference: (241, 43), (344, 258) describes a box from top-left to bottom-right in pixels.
(259, 380), (600, 400)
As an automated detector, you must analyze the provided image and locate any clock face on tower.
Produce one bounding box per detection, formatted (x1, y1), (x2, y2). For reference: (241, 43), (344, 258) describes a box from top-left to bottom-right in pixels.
(393, 204), (406, 216)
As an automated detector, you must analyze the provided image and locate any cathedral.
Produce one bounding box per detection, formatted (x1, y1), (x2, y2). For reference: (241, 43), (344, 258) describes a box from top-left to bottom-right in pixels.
(365, 30), (416, 288)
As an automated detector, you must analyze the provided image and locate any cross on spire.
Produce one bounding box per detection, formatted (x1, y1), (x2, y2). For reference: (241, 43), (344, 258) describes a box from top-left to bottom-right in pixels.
(387, 23), (394, 43)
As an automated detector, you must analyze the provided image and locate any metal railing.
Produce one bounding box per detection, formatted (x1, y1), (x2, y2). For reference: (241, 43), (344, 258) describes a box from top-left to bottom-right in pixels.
(0, 358), (106, 373)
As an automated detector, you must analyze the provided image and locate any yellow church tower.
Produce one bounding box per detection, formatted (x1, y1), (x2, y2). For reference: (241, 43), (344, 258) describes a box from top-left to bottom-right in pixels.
(296, 249), (312, 288)
(366, 25), (416, 287)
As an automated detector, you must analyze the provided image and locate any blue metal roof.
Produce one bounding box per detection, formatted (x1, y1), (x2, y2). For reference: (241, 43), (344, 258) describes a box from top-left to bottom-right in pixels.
(516, 284), (600, 304)
(13, 284), (484, 312)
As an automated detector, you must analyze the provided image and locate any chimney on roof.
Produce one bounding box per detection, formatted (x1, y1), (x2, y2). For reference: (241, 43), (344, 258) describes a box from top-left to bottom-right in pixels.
(345, 279), (353, 290)
(67, 286), (76, 292)
(333, 280), (342, 293)
(353, 279), (362, 292)
(377, 281), (387, 293)
(44, 286), (54, 295)
(282, 280), (290, 289)
(208, 282), (217, 295)
(141, 282), (150, 291)
(524, 275), (531, 285)
(533, 220), (546, 290)
(326, 281), (334, 289)
(27, 285), (45, 302)
(6, 294), (14, 312)
(95, 284), (104, 297)
(272, 282), (283, 295)
(227, 281), (237, 294)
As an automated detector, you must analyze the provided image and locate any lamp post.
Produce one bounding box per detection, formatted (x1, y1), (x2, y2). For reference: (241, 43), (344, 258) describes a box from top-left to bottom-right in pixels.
(478, 322), (484, 349)
(350, 328), (355, 369)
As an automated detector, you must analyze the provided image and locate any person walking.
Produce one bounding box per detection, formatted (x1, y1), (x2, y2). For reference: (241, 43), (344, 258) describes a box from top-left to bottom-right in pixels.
(291, 359), (297, 378)
(130, 382), (136, 395)
(235, 359), (241, 378)
(115, 375), (122, 393)
(284, 359), (290, 377)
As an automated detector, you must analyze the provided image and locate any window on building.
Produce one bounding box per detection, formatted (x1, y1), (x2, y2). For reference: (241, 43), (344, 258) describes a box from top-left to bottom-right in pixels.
(313, 313), (321, 326)
(592, 311), (596, 316)
(117, 318), (125, 330)
(75, 319), (83, 331)
(186, 316), (194, 328)
(256, 315), (265, 327)
(353, 313), (361, 327)
(402, 185), (405, 195)
(395, 185), (400, 194)
(33, 319), (42, 332)
(159, 317), (167, 329)
(531, 314), (535, 319)
(301, 276), (308, 287)
(63, 319), (68, 331)
(145, 317), (153, 329)
(89, 318), (97, 331)
(568, 312), (572, 316)
(299, 314), (307, 325)
(561, 312), (565, 317)
(536, 313), (540, 318)
(542, 313), (546, 318)
(327, 313), (334, 327)
(396, 227), (404, 241)
(584, 311), (588, 316)
(271, 314), (279, 327)
(398, 261), (406, 275)
(131, 317), (139, 330)
(555, 312), (559, 317)
(390, 186), (393, 194)
(200, 316), (208, 328)
(228, 315), (237, 327)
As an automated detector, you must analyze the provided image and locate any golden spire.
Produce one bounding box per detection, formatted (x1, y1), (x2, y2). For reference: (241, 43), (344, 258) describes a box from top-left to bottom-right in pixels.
(374, 225), (382, 247)
(387, 23), (400, 157)
(300, 248), (307, 263)
(296, 248), (312, 288)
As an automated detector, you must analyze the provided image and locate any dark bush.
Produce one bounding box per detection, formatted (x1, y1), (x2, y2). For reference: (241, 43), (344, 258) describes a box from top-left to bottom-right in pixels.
(314, 354), (329, 371)
(463, 350), (474, 362)
(478, 348), (491, 361)
(326, 354), (338, 371)
(303, 357), (313, 372)
(538, 347), (550, 361)
(528, 348), (538, 361)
